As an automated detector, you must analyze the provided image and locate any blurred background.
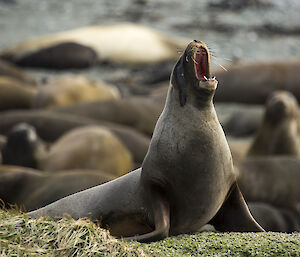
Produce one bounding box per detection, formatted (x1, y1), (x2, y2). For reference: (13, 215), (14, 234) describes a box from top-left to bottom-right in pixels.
(1, 0), (300, 79)
(0, 0), (299, 232)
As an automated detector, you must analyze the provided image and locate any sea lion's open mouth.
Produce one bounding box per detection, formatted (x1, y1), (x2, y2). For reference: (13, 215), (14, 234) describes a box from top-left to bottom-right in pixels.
(194, 46), (210, 81)
(192, 43), (217, 90)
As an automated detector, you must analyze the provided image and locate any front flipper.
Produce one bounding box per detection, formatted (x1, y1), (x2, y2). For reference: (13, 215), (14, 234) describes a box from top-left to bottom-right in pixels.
(124, 188), (170, 243)
(210, 182), (265, 232)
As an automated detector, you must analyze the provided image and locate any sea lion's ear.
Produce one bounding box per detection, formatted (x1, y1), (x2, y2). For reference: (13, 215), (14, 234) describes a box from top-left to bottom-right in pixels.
(173, 55), (186, 107)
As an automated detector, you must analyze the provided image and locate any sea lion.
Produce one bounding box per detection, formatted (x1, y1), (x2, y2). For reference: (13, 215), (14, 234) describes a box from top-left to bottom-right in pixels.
(0, 76), (37, 111)
(32, 75), (120, 109)
(247, 91), (300, 157)
(0, 110), (150, 164)
(40, 126), (133, 176)
(0, 23), (189, 68)
(0, 165), (115, 211)
(149, 84), (265, 137)
(29, 40), (264, 242)
(2, 124), (133, 176)
(236, 157), (300, 213)
(214, 59), (300, 104)
(1, 123), (46, 168)
(248, 202), (300, 232)
(53, 96), (162, 136)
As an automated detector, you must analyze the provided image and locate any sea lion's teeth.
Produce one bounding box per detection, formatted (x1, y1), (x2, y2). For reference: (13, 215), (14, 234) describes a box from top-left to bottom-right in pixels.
(203, 76), (208, 81)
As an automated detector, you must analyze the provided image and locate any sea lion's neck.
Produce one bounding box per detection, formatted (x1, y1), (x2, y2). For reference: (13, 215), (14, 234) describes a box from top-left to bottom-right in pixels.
(164, 83), (215, 115)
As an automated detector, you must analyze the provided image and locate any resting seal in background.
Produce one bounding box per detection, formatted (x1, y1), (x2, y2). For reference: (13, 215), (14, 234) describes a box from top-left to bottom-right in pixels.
(247, 90), (300, 157)
(0, 76), (37, 111)
(0, 23), (189, 68)
(0, 110), (150, 164)
(0, 166), (115, 211)
(236, 157), (300, 213)
(28, 40), (264, 242)
(53, 96), (162, 136)
(248, 202), (299, 232)
(2, 123), (133, 176)
(214, 59), (300, 104)
(32, 75), (120, 109)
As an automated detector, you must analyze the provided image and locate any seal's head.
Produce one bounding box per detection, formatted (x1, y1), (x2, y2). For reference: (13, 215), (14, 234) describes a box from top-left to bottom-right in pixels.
(2, 123), (44, 168)
(265, 91), (299, 124)
(171, 40), (218, 107)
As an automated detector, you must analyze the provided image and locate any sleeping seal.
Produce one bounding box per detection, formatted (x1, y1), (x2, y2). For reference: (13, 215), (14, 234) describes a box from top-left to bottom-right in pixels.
(29, 40), (263, 242)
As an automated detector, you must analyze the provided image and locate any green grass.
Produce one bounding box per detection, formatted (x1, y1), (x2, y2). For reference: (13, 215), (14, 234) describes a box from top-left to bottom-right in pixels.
(0, 209), (299, 257)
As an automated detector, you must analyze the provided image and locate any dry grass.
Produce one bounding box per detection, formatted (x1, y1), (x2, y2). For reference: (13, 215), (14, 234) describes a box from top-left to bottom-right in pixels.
(0, 209), (299, 257)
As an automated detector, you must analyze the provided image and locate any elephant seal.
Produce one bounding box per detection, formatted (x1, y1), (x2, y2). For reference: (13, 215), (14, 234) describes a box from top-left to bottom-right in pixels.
(28, 40), (263, 242)
(0, 165), (115, 211)
(247, 91), (300, 157)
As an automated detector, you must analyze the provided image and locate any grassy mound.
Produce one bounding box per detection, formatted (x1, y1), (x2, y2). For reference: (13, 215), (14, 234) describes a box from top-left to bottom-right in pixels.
(0, 209), (146, 256)
(0, 209), (299, 257)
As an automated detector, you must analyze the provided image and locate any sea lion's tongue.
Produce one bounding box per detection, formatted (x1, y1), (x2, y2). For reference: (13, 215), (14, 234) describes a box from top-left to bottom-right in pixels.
(194, 48), (209, 80)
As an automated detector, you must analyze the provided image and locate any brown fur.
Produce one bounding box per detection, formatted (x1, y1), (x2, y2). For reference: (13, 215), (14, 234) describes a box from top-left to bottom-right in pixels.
(236, 157), (300, 213)
(32, 75), (119, 108)
(0, 59), (37, 85)
(53, 96), (162, 136)
(0, 76), (37, 111)
(0, 110), (150, 164)
(40, 126), (133, 176)
(248, 202), (300, 232)
(0, 165), (115, 211)
(13, 42), (98, 69)
(214, 59), (300, 104)
(247, 91), (300, 157)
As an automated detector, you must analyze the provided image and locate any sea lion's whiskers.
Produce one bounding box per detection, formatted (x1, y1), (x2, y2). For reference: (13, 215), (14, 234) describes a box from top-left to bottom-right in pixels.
(211, 56), (228, 72)
(216, 62), (228, 72)
(216, 56), (232, 62)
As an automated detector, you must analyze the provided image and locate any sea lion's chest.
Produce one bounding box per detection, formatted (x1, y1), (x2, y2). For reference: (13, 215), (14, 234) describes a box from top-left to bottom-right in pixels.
(142, 105), (235, 230)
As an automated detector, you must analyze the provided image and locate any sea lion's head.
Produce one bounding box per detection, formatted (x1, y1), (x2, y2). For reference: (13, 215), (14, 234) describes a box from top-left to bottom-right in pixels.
(2, 123), (45, 168)
(265, 91), (299, 124)
(171, 40), (218, 107)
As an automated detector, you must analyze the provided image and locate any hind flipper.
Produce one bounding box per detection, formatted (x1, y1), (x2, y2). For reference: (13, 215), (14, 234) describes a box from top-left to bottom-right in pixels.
(210, 182), (265, 232)
(124, 188), (170, 243)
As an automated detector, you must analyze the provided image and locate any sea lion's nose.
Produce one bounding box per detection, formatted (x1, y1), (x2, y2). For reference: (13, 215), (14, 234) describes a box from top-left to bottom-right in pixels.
(194, 39), (199, 43)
